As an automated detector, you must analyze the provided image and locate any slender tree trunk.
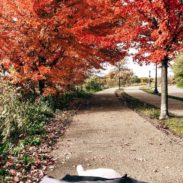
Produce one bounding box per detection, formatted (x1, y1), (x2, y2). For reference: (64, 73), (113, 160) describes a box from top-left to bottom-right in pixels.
(118, 65), (121, 89)
(148, 70), (151, 87)
(1, 64), (6, 76)
(153, 63), (159, 94)
(38, 80), (45, 95)
(159, 59), (169, 120)
(118, 77), (121, 89)
(79, 85), (83, 91)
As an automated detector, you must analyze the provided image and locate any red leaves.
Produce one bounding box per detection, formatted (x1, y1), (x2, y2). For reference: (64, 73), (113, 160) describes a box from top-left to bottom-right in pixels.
(43, 87), (56, 96)
(149, 50), (167, 63)
(2, 0), (181, 95)
(117, 0), (183, 63)
(38, 66), (50, 75)
(32, 73), (45, 81)
(1, 0), (120, 95)
(33, 0), (57, 18)
(1, 0), (128, 96)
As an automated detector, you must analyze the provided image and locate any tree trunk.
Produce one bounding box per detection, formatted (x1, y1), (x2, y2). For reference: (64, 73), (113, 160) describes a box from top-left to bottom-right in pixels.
(148, 70), (151, 87)
(153, 63), (159, 94)
(38, 80), (45, 95)
(159, 59), (169, 120)
(118, 77), (121, 89)
(1, 64), (6, 76)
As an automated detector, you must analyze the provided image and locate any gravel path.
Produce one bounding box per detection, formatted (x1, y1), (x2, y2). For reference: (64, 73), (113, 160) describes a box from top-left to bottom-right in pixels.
(47, 88), (183, 183)
(124, 86), (183, 117)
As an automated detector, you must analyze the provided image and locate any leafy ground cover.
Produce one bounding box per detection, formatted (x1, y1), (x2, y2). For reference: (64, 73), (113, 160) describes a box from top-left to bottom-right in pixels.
(0, 81), (94, 183)
(116, 89), (183, 138)
(0, 110), (73, 183)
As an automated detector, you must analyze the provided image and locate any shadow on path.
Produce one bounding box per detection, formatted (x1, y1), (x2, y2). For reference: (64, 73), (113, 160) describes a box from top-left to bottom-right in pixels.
(47, 88), (183, 183)
(86, 91), (126, 111)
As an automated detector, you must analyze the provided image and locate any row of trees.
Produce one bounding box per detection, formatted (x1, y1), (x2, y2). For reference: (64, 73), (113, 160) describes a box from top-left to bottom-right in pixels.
(0, 0), (183, 119)
(102, 69), (135, 88)
(0, 0), (123, 96)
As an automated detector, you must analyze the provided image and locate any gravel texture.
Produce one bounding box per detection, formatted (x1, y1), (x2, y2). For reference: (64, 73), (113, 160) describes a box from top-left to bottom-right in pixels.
(47, 88), (183, 183)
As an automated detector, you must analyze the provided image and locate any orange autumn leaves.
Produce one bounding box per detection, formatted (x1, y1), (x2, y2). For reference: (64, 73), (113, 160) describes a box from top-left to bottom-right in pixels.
(0, 0), (125, 95)
(0, 0), (182, 95)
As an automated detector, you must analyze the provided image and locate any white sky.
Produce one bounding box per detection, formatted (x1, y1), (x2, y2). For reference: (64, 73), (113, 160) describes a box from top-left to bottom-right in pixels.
(97, 47), (174, 78)
(127, 58), (160, 78)
(127, 58), (174, 78)
(97, 58), (174, 78)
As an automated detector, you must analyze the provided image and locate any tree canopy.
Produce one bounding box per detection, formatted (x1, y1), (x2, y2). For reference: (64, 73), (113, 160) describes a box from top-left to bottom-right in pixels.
(0, 0), (182, 98)
(0, 0), (124, 95)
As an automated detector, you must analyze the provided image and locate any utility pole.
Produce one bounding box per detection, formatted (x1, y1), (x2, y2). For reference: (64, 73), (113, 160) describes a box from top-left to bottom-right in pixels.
(153, 63), (159, 94)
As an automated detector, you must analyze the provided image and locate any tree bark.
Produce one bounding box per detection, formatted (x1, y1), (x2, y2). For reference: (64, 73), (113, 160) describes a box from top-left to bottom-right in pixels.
(118, 77), (121, 89)
(153, 63), (159, 94)
(148, 70), (151, 87)
(159, 59), (169, 120)
(38, 80), (45, 95)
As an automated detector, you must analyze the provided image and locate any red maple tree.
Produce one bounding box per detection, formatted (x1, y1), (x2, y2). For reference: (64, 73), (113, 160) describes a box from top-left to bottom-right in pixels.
(1, 0), (182, 119)
(118, 0), (183, 119)
(61, 0), (183, 119)
(0, 0), (124, 95)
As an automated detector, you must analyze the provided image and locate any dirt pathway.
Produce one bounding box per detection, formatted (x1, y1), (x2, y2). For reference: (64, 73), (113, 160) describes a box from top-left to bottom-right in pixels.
(47, 88), (183, 183)
(124, 86), (183, 117)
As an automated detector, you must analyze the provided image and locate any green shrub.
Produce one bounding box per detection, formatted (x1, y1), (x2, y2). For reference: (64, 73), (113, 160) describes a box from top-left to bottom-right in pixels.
(25, 136), (41, 146)
(0, 81), (53, 142)
(0, 82), (27, 141)
(22, 154), (34, 166)
(25, 101), (53, 135)
(85, 78), (102, 92)
(40, 89), (91, 110)
(12, 141), (25, 155)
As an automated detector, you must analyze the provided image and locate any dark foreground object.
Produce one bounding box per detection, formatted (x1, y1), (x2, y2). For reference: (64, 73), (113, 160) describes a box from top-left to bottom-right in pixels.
(40, 175), (147, 183)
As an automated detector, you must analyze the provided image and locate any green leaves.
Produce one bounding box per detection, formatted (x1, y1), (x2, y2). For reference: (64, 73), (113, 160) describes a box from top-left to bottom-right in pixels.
(0, 83), (26, 141)
(173, 54), (183, 86)
(0, 81), (53, 142)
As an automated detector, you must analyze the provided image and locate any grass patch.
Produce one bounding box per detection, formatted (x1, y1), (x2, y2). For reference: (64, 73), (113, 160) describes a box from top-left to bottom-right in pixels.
(116, 90), (160, 119)
(140, 86), (159, 95)
(140, 86), (183, 102)
(167, 95), (183, 102)
(177, 83), (183, 88)
(164, 118), (183, 136)
(116, 89), (183, 138)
